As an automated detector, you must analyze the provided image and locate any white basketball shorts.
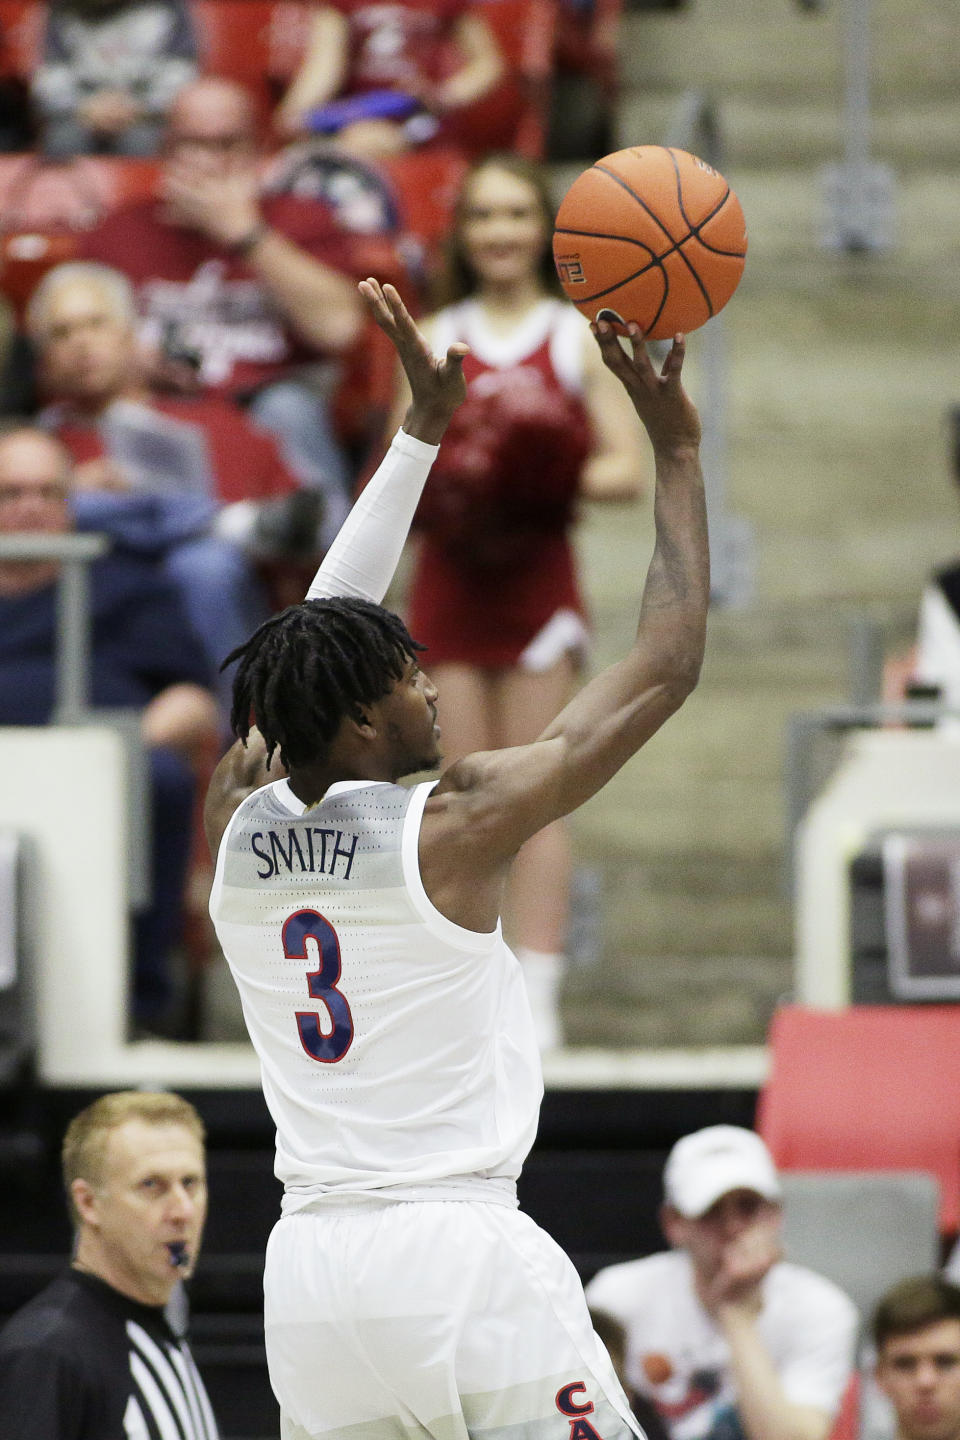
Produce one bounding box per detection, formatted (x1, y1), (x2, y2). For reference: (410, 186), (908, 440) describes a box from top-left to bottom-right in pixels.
(263, 1197), (645, 1440)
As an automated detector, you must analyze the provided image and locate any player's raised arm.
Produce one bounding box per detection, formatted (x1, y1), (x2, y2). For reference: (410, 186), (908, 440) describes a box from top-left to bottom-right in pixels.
(431, 321), (708, 856)
(204, 281), (468, 855)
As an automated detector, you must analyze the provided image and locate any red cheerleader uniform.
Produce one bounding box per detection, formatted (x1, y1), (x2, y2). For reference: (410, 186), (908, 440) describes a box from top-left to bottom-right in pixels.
(408, 298), (593, 671)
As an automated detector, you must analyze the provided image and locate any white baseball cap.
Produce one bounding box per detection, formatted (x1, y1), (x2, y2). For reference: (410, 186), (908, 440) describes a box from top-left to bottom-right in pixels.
(663, 1125), (782, 1218)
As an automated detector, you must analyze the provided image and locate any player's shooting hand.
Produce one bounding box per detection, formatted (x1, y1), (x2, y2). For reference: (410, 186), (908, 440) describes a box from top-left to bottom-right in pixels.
(360, 277), (468, 445)
(592, 320), (701, 456)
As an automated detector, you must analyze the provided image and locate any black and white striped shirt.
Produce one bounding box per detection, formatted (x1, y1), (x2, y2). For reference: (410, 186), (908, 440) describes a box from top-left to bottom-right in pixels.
(0, 1269), (219, 1439)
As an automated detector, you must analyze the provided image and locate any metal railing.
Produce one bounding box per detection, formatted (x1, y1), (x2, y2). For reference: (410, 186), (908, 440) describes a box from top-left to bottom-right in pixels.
(820, 0), (896, 251)
(0, 532), (109, 718)
(0, 531), (150, 905)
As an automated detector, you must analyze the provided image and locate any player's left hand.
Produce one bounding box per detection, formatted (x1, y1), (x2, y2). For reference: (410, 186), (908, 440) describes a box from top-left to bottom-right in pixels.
(360, 278), (468, 445)
(592, 319), (701, 456)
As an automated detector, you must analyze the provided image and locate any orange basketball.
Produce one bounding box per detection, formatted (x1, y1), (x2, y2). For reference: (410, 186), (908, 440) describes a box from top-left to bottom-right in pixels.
(552, 146), (747, 339)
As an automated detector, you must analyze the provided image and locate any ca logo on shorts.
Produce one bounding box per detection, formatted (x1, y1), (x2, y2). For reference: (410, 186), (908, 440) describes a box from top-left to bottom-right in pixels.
(555, 1381), (604, 1440)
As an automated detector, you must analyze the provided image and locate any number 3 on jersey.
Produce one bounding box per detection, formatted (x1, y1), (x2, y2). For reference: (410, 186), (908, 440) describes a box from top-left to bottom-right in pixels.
(283, 909), (354, 1063)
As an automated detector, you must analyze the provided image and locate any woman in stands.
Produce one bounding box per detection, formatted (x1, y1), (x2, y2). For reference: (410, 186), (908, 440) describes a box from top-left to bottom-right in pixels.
(390, 153), (648, 1049)
(272, 0), (506, 159)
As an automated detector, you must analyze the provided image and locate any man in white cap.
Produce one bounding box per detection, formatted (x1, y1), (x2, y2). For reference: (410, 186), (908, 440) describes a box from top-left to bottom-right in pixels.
(585, 1125), (858, 1440)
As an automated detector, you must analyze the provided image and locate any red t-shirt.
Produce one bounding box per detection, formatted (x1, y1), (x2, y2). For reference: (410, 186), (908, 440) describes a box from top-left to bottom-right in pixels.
(47, 394), (298, 504)
(79, 193), (362, 398)
(331, 0), (467, 94)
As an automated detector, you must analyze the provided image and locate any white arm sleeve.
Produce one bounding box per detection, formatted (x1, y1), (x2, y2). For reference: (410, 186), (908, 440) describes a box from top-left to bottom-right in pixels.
(306, 428), (439, 603)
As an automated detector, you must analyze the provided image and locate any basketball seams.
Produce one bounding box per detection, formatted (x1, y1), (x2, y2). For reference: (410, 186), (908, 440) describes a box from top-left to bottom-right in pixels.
(569, 260), (667, 309)
(663, 147), (746, 255)
(595, 154), (745, 258)
(593, 161), (682, 246)
(650, 151), (737, 317)
(552, 226), (657, 259)
(554, 222), (712, 317)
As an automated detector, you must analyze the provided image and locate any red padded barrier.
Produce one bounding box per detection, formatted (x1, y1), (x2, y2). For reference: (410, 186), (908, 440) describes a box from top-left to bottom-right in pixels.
(757, 1005), (960, 1233)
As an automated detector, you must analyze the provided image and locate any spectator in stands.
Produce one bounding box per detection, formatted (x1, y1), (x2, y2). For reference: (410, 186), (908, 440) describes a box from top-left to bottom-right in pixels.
(585, 1125), (859, 1440)
(882, 419), (960, 716)
(26, 259), (320, 710)
(32, 0), (198, 159)
(389, 153), (648, 1049)
(908, 557), (960, 713)
(79, 75), (367, 516)
(273, 0), (506, 160)
(0, 1090), (219, 1438)
(0, 425), (218, 1028)
(874, 1276), (960, 1440)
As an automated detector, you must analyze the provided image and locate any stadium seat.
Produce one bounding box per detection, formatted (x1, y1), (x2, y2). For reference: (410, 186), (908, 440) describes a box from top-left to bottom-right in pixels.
(779, 1170), (940, 1326)
(757, 1004), (960, 1233)
(826, 1373), (861, 1440)
(191, 0), (281, 110)
(378, 147), (468, 287)
(0, 156), (160, 314)
(0, 0), (42, 78)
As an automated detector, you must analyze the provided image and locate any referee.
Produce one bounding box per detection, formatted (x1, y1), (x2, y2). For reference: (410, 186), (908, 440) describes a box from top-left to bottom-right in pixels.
(0, 1091), (219, 1439)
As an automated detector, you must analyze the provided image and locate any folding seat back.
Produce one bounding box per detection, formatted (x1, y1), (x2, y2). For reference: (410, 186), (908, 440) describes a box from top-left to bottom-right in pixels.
(757, 1005), (960, 1233)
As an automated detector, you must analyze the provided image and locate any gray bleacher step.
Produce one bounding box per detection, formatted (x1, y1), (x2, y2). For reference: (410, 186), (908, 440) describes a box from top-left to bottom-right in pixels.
(617, 0), (957, 104)
(563, 952), (789, 1048)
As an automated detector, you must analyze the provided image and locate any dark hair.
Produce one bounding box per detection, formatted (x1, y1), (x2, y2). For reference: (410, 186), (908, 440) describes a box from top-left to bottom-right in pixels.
(874, 1276), (960, 1350)
(432, 153), (563, 308)
(225, 597), (423, 769)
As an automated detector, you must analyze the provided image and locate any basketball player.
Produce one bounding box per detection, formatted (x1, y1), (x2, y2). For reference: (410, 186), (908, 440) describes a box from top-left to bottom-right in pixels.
(205, 279), (708, 1440)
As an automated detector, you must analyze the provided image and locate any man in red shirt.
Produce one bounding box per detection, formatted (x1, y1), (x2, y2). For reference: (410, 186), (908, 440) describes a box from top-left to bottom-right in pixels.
(79, 75), (367, 519)
(27, 258), (308, 716)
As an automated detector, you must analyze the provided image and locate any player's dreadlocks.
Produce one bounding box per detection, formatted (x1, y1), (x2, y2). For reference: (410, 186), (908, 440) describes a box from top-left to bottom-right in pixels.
(224, 597), (424, 769)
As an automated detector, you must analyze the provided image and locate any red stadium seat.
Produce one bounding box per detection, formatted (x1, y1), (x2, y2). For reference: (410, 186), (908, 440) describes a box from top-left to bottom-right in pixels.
(826, 1373), (860, 1440)
(191, 0), (280, 108)
(379, 146), (468, 280)
(756, 1004), (960, 1233)
(0, 0), (43, 78)
(0, 156), (160, 314)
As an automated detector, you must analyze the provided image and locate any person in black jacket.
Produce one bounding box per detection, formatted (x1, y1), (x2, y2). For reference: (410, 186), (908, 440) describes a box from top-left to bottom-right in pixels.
(0, 1090), (219, 1439)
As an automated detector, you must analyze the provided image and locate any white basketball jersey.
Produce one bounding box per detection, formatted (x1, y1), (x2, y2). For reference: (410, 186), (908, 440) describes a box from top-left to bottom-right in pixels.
(209, 777), (543, 1210)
